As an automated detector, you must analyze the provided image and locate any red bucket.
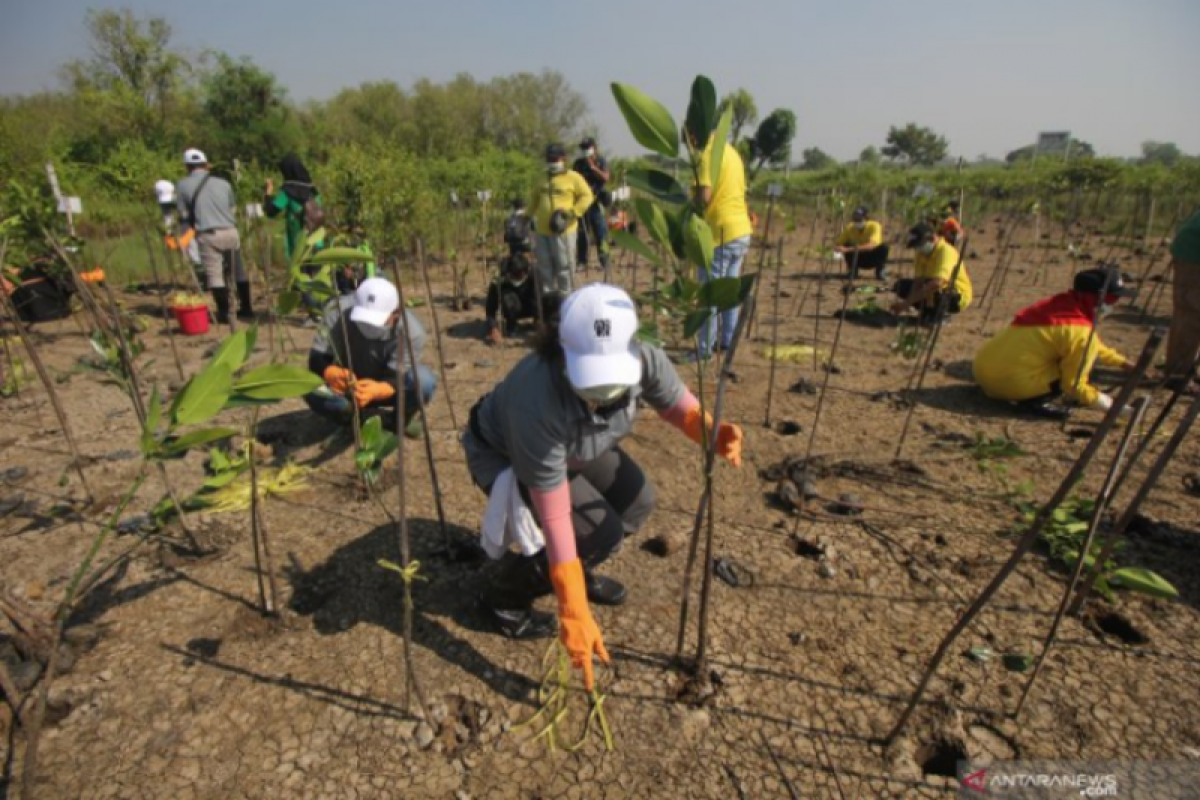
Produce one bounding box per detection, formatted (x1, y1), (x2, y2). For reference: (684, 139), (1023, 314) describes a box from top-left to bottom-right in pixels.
(171, 305), (210, 336)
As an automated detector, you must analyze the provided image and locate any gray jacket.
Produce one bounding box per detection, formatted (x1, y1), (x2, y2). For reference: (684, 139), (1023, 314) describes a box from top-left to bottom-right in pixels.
(176, 169), (238, 232)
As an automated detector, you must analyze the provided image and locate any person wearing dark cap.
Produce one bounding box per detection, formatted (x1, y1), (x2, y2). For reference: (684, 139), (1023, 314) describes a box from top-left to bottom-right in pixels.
(483, 251), (542, 345)
(891, 222), (972, 323)
(503, 197), (533, 257)
(835, 206), (890, 280)
(1162, 208), (1200, 392)
(572, 137), (611, 274)
(175, 148), (253, 323)
(530, 144), (594, 297)
(264, 153), (323, 261)
(973, 267), (1134, 417)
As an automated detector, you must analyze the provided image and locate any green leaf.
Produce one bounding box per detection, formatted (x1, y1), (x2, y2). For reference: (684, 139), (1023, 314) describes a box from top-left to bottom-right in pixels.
(1002, 653), (1034, 673)
(683, 308), (712, 340)
(634, 198), (671, 249)
(305, 227), (327, 247)
(625, 168), (688, 205)
(172, 363), (233, 426)
(683, 213), (715, 273)
(361, 415), (384, 450)
(232, 364), (323, 400)
(209, 330), (252, 373)
(609, 229), (662, 266)
(308, 247), (373, 267)
(699, 277), (744, 311)
(276, 290), (302, 316)
(709, 106), (734, 190)
(685, 75), (718, 148)
(223, 394), (280, 409)
(163, 426), (239, 455)
(1110, 567), (1179, 599)
(143, 385), (162, 444)
(202, 467), (248, 490)
(611, 83), (679, 159)
(737, 273), (758, 303)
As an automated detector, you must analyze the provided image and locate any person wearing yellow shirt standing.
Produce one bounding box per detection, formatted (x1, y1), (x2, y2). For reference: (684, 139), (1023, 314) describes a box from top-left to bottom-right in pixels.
(890, 222), (972, 324)
(686, 136), (753, 361)
(530, 143), (594, 296)
(836, 206), (890, 280)
(973, 267), (1134, 418)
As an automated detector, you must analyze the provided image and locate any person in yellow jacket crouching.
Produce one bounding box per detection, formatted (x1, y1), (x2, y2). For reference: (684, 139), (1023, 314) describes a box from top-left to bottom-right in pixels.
(973, 267), (1134, 419)
(891, 222), (973, 325)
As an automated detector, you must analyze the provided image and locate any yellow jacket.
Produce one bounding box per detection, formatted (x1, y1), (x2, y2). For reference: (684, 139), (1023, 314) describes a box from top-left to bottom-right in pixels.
(974, 312), (1125, 405)
(914, 239), (973, 310)
(696, 142), (753, 244)
(531, 170), (593, 236)
(837, 220), (883, 248)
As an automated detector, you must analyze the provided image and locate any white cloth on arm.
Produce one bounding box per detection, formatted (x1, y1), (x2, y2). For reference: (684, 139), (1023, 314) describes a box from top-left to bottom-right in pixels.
(480, 468), (545, 559)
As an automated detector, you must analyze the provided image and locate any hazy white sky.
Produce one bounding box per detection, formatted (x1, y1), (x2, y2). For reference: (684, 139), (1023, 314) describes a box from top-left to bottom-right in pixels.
(3, 0), (1198, 161)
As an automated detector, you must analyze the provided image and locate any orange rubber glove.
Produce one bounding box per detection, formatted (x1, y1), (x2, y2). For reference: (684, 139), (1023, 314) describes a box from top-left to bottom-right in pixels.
(323, 365), (353, 394)
(550, 558), (610, 691)
(165, 228), (195, 251)
(681, 406), (743, 468)
(353, 378), (396, 408)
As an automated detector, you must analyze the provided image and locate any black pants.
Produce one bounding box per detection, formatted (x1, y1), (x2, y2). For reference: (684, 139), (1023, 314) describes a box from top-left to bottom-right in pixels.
(483, 447), (655, 609)
(893, 278), (962, 322)
(845, 244), (889, 278)
(485, 279), (538, 333)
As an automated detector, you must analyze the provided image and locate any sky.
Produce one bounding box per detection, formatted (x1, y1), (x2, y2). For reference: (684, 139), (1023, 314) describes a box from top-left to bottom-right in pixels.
(3, 0), (1199, 162)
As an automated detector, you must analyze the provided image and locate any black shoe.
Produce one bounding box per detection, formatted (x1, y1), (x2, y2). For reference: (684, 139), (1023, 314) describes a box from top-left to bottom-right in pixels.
(211, 287), (231, 324)
(235, 282), (254, 319)
(585, 573), (627, 606)
(1022, 401), (1071, 420)
(480, 600), (556, 640)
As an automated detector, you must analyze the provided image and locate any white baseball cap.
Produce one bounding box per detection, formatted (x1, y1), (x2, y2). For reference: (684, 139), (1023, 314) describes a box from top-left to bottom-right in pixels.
(154, 179), (175, 204)
(183, 148), (207, 165)
(559, 283), (642, 390)
(350, 278), (400, 327)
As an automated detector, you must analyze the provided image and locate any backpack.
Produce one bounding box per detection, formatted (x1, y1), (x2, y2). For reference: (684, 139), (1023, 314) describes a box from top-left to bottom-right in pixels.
(303, 196), (326, 232)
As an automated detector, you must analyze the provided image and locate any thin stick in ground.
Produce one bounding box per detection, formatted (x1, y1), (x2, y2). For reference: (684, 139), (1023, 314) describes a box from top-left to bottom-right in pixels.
(248, 410), (280, 615)
(803, 257), (856, 463)
(1012, 396), (1149, 718)
(763, 238), (786, 427)
(0, 293), (93, 501)
(139, 228), (185, 381)
(391, 258), (454, 555)
(883, 326), (1161, 745)
(416, 240), (459, 429)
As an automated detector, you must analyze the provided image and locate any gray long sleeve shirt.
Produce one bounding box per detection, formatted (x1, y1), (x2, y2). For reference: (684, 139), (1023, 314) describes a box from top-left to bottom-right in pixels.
(175, 169), (238, 232)
(461, 345), (685, 492)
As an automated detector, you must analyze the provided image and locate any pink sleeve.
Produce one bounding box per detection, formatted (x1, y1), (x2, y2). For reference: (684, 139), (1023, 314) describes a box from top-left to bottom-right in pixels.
(657, 389), (699, 430)
(529, 482), (577, 565)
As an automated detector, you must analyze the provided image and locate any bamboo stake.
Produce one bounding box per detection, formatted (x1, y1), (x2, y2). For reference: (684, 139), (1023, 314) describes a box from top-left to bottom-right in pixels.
(248, 409), (279, 615)
(1012, 396), (1148, 718)
(1071, 385), (1200, 613)
(416, 240), (459, 428)
(883, 327), (1161, 745)
(803, 252), (857, 463)
(0, 293), (92, 500)
(392, 258), (453, 554)
(763, 239), (786, 427)
(138, 228), (185, 381)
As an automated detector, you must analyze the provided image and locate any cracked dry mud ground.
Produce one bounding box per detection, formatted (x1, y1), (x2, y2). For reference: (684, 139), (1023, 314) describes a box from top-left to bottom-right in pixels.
(2, 219), (1199, 799)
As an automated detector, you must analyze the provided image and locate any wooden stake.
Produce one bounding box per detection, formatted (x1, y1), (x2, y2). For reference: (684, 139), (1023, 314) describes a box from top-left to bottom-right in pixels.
(416, 240), (459, 429)
(884, 327), (1161, 745)
(763, 239), (786, 427)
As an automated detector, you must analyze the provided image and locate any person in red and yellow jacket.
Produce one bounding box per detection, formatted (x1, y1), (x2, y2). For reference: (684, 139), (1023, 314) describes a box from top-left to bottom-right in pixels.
(973, 267), (1134, 417)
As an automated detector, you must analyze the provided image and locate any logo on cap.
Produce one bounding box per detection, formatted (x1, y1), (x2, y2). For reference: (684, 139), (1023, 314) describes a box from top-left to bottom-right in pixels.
(594, 319), (611, 338)
(368, 294), (376, 304)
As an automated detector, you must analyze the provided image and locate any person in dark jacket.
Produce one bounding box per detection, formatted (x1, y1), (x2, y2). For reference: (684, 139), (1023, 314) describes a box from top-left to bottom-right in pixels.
(265, 153), (322, 261)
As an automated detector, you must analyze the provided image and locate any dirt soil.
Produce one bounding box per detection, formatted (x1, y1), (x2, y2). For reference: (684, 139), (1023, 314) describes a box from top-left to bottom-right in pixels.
(2, 217), (1199, 799)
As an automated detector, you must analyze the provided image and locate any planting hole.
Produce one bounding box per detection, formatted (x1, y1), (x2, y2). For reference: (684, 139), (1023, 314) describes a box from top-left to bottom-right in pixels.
(916, 740), (967, 779)
(1095, 611), (1149, 645)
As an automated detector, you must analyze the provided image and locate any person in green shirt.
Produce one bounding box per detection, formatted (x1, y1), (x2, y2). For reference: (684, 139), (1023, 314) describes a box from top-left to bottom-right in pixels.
(264, 153), (322, 261)
(1165, 208), (1200, 392)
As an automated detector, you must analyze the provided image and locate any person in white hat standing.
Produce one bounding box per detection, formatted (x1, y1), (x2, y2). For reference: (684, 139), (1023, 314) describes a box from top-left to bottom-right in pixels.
(304, 277), (437, 438)
(174, 148), (253, 323)
(155, 179), (201, 273)
(461, 283), (744, 690)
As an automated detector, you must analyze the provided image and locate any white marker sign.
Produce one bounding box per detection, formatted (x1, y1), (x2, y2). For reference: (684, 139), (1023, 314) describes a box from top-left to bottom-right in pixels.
(767, 183), (783, 198)
(57, 197), (82, 214)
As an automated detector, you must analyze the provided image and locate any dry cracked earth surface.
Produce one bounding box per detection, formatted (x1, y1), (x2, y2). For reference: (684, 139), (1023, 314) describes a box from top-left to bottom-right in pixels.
(2, 214), (1199, 799)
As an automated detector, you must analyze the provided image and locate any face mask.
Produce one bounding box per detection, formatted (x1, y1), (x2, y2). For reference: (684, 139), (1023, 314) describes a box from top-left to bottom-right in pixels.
(583, 148), (596, 158)
(574, 383), (631, 405)
(854, 221), (866, 230)
(919, 242), (935, 255)
(547, 161), (565, 174)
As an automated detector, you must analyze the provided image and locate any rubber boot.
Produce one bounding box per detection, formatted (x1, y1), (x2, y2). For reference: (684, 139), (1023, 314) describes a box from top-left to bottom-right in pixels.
(236, 282), (254, 320)
(585, 570), (627, 606)
(212, 287), (231, 324)
(481, 552), (556, 639)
